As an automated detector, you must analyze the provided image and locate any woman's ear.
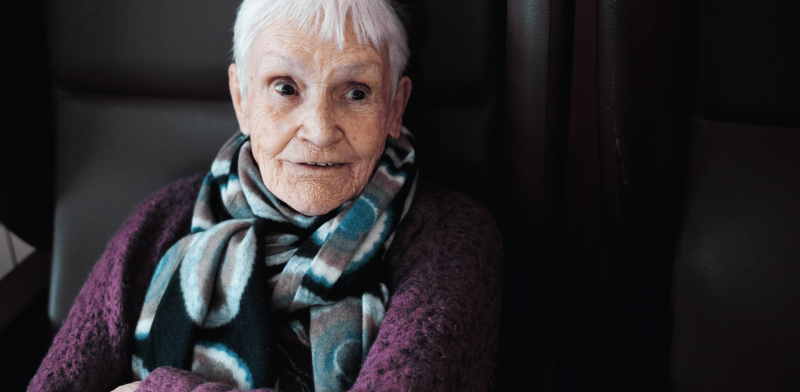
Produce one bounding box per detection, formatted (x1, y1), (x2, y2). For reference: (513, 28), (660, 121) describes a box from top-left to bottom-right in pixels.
(388, 76), (412, 138)
(229, 63), (250, 135)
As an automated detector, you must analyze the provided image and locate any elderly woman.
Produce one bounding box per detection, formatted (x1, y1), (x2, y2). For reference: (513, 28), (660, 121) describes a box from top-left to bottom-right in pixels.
(29, 0), (502, 391)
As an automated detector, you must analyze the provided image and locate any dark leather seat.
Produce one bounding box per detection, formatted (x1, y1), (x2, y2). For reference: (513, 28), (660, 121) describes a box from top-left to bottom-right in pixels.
(47, 0), (243, 324)
(575, 0), (800, 389)
(671, 1), (800, 389)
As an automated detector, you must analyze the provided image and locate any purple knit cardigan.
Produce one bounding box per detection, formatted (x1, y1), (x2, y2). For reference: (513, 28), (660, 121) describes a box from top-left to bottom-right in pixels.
(28, 174), (503, 392)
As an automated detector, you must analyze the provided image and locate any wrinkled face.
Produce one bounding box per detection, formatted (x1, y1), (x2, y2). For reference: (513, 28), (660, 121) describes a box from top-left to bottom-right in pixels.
(228, 23), (412, 216)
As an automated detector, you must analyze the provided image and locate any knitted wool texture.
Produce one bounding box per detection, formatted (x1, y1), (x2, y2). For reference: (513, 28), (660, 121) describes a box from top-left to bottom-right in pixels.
(28, 175), (503, 392)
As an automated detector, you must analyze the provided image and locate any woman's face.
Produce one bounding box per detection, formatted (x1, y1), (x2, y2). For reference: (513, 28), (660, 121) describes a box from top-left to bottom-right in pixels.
(229, 23), (412, 216)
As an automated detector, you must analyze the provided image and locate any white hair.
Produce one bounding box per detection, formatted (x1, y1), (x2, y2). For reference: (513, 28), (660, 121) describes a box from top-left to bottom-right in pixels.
(232, 0), (409, 99)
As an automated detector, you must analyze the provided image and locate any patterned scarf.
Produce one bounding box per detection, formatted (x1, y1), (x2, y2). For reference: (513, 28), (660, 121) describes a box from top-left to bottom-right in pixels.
(132, 128), (418, 391)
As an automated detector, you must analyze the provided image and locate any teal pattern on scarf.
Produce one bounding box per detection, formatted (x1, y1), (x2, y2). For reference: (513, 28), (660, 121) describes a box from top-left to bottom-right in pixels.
(132, 128), (418, 391)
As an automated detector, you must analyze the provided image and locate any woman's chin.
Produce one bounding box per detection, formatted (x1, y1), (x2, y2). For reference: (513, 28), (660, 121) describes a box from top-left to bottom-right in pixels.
(290, 200), (338, 217)
(277, 187), (350, 217)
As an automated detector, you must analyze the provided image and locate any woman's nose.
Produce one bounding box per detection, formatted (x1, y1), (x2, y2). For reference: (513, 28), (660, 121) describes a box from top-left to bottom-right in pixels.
(297, 91), (342, 149)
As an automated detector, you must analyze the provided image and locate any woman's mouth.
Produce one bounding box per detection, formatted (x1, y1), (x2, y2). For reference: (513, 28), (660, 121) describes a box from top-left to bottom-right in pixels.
(303, 162), (337, 166)
(295, 162), (345, 169)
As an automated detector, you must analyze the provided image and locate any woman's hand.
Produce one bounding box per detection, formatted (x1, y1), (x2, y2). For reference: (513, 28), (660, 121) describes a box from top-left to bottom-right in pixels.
(110, 381), (140, 392)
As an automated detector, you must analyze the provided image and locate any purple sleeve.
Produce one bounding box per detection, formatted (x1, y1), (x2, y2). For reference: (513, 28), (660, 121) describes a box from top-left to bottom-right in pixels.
(28, 176), (204, 392)
(351, 187), (504, 392)
(136, 367), (276, 392)
(26, 224), (135, 392)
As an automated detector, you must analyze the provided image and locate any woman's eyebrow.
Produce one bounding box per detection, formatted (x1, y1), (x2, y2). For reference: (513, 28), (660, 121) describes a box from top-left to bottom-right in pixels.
(335, 61), (382, 79)
(260, 52), (306, 70)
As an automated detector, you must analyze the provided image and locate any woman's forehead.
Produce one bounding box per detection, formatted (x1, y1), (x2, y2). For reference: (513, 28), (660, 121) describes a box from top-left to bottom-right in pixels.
(254, 24), (387, 78)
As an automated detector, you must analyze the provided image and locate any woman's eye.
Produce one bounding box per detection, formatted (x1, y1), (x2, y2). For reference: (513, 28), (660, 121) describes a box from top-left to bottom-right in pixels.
(347, 89), (367, 101)
(276, 83), (296, 96)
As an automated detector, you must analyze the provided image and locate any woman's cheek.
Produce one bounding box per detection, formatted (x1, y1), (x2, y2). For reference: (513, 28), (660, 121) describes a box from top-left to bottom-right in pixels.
(344, 113), (387, 158)
(250, 104), (291, 153)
